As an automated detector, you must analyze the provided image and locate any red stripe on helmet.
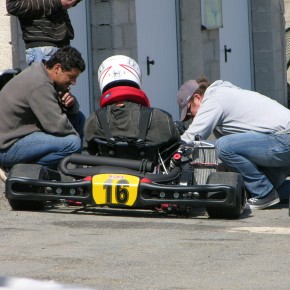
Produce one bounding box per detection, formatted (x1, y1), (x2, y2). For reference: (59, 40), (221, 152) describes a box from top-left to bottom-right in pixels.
(99, 66), (112, 83)
(120, 64), (140, 79)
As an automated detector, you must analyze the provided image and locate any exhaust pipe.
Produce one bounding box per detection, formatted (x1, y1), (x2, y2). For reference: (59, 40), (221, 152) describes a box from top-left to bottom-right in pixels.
(59, 153), (154, 176)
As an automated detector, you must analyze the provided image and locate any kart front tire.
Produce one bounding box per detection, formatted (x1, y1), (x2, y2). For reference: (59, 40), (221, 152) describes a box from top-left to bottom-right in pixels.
(7, 164), (48, 211)
(205, 172), (246, 219)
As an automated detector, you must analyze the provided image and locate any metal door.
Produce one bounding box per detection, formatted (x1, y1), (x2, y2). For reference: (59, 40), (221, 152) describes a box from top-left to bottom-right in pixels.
(135, 0), (179, 120)
(219, 0), (252, 89)
(68, 0), (92, 117)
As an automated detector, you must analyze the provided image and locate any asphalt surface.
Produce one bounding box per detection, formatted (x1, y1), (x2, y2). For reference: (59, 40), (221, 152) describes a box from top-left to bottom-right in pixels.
(0, 181), (290, 290)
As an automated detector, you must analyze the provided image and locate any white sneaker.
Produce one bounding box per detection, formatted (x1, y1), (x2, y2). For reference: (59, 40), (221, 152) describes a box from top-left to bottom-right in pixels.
(0, 167), (7, 182)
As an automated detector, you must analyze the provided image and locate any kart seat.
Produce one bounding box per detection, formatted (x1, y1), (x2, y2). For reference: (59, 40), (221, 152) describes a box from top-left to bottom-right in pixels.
(93, 137), (161, 164)
(91, 104), (177, 164)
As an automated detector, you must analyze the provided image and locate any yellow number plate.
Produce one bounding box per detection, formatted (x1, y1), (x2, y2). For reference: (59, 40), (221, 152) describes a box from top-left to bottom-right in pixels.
(92, 174), (140, 206)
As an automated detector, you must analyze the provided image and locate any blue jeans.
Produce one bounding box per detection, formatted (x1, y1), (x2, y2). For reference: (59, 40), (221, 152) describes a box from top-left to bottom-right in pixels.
(0, 112), (86, 169)
(216, 132), (290, 199)
(0, 133), (81, 170)
(26, 46), (59, 65)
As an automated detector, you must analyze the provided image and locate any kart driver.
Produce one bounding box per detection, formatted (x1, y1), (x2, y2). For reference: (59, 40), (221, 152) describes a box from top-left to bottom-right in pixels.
(84, 55), (179, 157)
(177, 77), (290, 210)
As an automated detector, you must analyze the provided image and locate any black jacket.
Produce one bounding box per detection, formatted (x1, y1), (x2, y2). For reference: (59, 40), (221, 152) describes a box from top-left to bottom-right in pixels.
(6, 0), (75, 49)
(84, 102), (180, 155)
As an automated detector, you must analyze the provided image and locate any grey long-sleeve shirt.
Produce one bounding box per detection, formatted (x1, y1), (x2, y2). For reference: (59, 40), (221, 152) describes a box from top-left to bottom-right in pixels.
(0, 62), (79, 149)
(181, 80), (290, 143)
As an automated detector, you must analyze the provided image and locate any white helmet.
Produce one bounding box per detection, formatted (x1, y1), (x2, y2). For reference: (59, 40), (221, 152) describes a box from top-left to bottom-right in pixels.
(98, 55), (142, 93)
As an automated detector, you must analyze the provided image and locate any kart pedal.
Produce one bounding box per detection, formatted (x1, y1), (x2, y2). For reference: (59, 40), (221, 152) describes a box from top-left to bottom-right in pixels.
(155, 203), (178, 211)
(67, 200), (83, 206)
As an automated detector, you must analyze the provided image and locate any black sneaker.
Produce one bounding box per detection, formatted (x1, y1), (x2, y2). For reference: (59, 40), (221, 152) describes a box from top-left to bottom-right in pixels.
(247, 189), (280, 210)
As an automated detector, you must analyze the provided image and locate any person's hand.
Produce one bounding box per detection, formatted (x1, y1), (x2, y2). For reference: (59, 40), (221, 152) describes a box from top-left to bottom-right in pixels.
(61, 0), (79, 9)
(173, 121), (185, 135)
(59, 90), (75, 108)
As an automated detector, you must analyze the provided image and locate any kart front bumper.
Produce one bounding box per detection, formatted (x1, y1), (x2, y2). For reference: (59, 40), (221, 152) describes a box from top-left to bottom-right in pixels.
(6, 176), (238, 209)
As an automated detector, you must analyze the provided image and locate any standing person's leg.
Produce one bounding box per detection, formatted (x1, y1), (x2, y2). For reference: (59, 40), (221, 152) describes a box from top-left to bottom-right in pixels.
(68, 111), (86, 146)
(25, 46), (59, 65)
(216, 132), (290, 209)
(0, 132), (81, 170)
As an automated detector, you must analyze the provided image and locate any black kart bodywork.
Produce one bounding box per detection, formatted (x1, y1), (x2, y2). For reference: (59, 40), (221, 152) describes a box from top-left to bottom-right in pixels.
(5, 139), (246, 219)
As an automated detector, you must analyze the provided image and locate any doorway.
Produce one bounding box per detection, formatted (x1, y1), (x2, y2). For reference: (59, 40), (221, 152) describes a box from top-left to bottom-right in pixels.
(68, 0), (92, 117)
(135, 0), (180, 120)
(219, 0), (252, 89)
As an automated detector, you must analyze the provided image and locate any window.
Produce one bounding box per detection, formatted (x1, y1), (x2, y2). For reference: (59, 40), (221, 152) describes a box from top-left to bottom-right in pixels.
(201, 0), (223, 29)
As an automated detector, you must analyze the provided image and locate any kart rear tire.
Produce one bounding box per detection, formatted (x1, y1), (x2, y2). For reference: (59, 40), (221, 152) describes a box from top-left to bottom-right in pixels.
(205, 172), (246, 219)
(7, 164), (48, 211)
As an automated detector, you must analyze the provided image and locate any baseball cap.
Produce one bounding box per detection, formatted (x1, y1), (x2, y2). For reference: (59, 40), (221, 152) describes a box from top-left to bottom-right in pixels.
(177, 80), (199, 122)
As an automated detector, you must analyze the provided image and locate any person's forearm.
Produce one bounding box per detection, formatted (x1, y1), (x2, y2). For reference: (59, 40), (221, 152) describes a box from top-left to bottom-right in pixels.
(61, 0), (81, 9)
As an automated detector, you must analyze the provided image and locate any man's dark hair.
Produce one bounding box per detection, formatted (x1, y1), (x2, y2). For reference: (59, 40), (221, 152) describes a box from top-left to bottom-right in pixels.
(46, 46), (86, 72)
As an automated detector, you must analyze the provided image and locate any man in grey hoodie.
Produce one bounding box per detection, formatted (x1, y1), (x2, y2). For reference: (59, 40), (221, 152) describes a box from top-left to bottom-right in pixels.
(178, 77), (290, 210)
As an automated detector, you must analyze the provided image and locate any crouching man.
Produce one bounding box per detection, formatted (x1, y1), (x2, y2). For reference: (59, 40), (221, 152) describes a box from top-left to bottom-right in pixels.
(178, 77), (290, 210)
(0, 46), (86, 178)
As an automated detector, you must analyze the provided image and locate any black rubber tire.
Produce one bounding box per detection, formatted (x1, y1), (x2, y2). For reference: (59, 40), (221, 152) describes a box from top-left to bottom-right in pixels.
(7, 164), (48, 211)
(205, 172), (246, 219)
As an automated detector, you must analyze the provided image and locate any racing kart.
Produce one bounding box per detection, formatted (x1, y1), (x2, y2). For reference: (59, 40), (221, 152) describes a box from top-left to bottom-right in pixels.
(5, 137), (246, 219)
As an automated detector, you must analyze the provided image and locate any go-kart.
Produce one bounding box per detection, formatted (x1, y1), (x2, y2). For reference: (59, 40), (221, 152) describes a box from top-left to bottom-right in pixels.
(5, 136), (246, 219)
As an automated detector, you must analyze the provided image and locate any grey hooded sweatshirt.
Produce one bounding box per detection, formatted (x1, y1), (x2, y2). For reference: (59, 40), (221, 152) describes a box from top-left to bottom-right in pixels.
(181, 80), (290, 143)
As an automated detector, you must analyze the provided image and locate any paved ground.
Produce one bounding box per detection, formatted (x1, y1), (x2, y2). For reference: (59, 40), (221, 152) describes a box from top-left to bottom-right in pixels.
(0, 181), (290, 290)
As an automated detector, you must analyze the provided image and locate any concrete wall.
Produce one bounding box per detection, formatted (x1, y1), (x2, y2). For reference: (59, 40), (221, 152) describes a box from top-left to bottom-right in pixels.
(90, 0), (137, 103)
(0, 3), (27, 72)
(179, 0), (203, 82)
(0, 2), (18, 70)
(251, 0), (287, 106)
(179, 0), (221, 83)
(201, 29), (220, 83)
(284, 0), (290, 95)
(285, 0), (290, 27)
